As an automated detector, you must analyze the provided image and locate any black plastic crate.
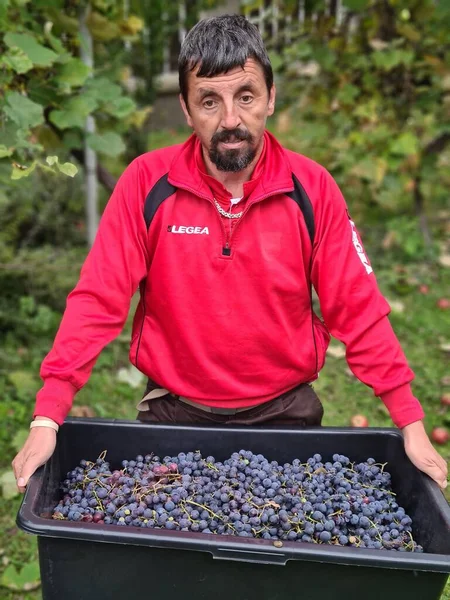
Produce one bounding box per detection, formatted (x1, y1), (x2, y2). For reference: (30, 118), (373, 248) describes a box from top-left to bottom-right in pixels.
(17, 418), (450, 600)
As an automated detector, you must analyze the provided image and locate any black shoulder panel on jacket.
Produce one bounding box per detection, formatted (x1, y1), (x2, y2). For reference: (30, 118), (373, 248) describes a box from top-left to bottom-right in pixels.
(144, 171), (314, 243)
(287, 174), (315, 245)
(144, 173), (177, 229)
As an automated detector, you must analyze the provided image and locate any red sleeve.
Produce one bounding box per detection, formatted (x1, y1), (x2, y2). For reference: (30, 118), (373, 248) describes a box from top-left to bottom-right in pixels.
(311, 171), (424, 429)
(33, 158), (149, 424)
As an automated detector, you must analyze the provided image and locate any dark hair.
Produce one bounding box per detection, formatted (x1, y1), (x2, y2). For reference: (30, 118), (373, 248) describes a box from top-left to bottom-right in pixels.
(178, 14), (273, 107)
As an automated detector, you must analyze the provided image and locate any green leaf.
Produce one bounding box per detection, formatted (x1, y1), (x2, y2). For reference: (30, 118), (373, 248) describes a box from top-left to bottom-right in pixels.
(337, 84), (360, 105)
(1, 47), (34, 74)
(26, 79), (60, 108)
(351, 157), (387, 184)
(390, 132), (419, 156)
(313, 46), (336, 71)
(397, 23), (421, 43)
(62, 130), (83, 151)
(84, 77), (122, 103)
(45, 31), (71, 61)
(45, 8), (79, 33)
(0, 145), (13, 158)
(0, 121), (20, 148)
(290, 41), (313, 61)
(1, 560), (40, 590)
(350, 158), (379, 182)
(372, 49), (414, 71)
(11, 428), (28, 452)
(4, 92), (44, 130)
(19, 561), (40, 585)
(56, 58), (91, 88)
(87, 131), (125, 157)
(57, 161), (78, 177)
(4, 32), (58, 67)
(0, 470), (19, 499)
(8, 370), (37, 394)
(86, 10), (120, 41)
(49, 95), (98, 130)
(126, 106), (152, 128)
(104, 96), (136, 119)
(43, 155), (77, 177)
(49, 110), (83, 130)
(268, 51), (283, 72)
(11, 161), (37, 180)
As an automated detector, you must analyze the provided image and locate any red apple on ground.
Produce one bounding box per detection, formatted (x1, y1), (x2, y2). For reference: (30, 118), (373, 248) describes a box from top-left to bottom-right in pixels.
(436, 298), (450, 310)
(431, 427), (449, 445)
(441, 394), (450, 407)
(350, 414), (369, 428)
(418, 284), (429, 295)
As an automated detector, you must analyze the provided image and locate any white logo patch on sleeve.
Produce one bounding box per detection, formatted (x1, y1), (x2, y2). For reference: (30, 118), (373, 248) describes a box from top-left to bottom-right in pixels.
(349, 219), (373, 275)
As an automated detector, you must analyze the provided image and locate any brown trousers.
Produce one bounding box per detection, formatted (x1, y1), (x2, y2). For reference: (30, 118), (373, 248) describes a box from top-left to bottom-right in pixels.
(136, 382), (324, 427)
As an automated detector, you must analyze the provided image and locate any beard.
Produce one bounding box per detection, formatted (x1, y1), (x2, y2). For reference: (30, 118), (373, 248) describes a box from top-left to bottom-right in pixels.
(209, 128), (256, 172)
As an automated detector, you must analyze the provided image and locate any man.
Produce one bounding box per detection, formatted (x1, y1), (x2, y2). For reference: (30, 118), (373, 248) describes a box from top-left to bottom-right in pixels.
(12, 15), (447, 492)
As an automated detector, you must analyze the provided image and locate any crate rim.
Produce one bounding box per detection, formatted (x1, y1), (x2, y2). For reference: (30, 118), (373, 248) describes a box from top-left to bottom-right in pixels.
(16, 418), (450, 573)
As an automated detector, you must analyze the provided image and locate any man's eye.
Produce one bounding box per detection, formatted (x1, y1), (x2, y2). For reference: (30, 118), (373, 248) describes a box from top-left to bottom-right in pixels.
(203, 100), (216, 108)
(241, 95), (253, 103)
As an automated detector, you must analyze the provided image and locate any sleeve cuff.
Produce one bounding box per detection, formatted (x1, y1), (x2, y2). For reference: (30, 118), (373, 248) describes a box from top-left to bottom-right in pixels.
(380, 383), (425, 429)
(33, 378), (78, 426)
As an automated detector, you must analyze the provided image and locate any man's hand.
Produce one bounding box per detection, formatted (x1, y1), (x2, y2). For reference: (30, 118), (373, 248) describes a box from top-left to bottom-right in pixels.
(402, 420), (448, 490)
(12, 420), (57, 493)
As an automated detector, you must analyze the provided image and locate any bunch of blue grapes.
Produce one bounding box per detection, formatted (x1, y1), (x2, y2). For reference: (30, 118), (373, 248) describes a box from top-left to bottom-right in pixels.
(52, 449), (423, 552)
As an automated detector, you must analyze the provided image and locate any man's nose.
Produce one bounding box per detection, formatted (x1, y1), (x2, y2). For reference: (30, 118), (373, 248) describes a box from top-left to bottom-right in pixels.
(220, 100), (241, 130)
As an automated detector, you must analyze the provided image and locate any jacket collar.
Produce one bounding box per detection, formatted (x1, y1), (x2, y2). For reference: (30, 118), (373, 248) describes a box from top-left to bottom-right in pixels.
(168, 130), (294, 204)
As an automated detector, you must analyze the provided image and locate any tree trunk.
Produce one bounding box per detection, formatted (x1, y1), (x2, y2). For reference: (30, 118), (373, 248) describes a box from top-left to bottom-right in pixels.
(79, 5), (99, 248)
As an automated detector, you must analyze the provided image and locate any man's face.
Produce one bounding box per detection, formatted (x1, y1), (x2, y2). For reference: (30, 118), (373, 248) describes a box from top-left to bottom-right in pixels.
(180, 59), (276, 172)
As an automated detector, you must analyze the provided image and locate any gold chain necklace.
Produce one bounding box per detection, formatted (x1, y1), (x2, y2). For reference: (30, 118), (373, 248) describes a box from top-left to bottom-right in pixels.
(214, 198), (243, 219)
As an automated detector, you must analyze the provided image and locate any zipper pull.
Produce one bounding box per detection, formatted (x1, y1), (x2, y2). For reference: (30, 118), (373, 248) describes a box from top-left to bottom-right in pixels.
(222, 242), (231, 256)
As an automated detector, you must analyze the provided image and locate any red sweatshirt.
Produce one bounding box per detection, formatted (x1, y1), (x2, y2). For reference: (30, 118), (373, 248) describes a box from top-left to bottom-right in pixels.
(34, 131), (424, 428)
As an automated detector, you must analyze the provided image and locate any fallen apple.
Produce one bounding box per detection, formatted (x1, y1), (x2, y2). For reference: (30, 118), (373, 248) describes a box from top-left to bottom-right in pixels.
(350, 414), (369, 428)
(431, 427), (449, 445)
(418, 284), (429, 295)
(441, 393), (450, 407)
(436, 298), (450, 310)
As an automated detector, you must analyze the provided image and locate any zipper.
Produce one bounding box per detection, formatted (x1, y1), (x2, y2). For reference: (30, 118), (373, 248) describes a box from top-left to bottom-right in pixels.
(173, 182), (294, 257)
(222, 186), (294, 256)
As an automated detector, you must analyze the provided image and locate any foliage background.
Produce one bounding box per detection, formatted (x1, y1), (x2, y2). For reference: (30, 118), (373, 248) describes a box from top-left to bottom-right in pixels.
(0, 0), (449, 596)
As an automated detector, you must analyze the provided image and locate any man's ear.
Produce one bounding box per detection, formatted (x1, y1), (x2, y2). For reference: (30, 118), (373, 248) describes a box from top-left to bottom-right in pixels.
(268, 84), (276, 117)
(179, 94), (193, 128)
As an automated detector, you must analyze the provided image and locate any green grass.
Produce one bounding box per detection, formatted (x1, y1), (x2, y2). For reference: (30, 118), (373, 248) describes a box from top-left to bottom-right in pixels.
(0, 127), (449, 598)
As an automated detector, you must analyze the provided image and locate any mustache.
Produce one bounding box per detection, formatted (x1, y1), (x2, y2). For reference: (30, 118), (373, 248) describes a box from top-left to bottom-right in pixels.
(211, 128), (253, 146)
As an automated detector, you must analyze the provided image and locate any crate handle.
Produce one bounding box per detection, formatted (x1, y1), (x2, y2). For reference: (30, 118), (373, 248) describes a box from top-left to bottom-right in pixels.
(213, 547), (287, 566)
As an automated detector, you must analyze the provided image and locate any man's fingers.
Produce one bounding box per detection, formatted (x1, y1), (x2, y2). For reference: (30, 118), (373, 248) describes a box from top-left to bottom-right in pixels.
(17, 452), (44, 493)
(439, 456), (448, 476)
(12, 428), (57, 493)
(424, 461), (448, 489)
(431, 455), (448, 487)
(12, 455), (24, 488)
